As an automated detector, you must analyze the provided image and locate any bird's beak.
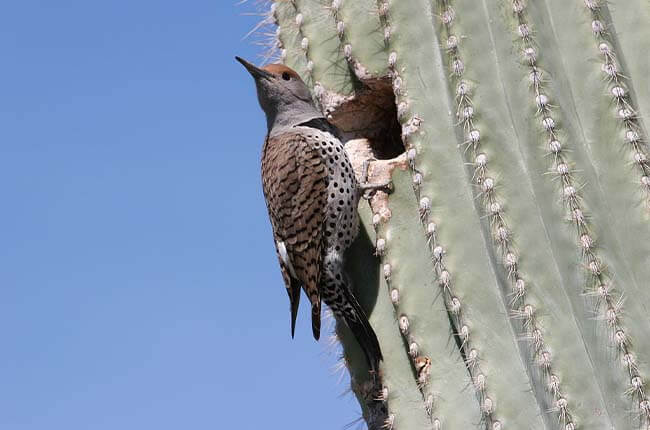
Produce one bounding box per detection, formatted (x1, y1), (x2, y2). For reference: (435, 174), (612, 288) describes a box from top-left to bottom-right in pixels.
(235, 56), (274, 81)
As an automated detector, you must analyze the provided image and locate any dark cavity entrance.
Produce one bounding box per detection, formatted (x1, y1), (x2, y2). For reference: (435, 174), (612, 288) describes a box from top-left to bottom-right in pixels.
(325, 78), (404, 160)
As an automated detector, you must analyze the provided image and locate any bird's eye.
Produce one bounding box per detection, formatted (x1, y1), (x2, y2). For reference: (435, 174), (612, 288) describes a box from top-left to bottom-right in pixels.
(281, 72), (291, 81)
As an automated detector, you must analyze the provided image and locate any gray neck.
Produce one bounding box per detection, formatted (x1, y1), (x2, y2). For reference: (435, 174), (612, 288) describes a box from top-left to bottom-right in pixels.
(266, 100), (324, 137)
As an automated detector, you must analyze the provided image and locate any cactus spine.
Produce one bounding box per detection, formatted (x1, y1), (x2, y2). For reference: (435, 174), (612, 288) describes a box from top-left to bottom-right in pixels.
(253, 0), (650, 428)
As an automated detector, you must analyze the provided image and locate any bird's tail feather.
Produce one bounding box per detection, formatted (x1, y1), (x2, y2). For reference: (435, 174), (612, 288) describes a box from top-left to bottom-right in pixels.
(289, 280), (301, 339)
(342, 289), (383, 373)
(311, 301), (321, 341)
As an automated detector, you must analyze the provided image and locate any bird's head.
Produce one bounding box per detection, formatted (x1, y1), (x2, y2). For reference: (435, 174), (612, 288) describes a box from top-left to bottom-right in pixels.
(236, 56), (322, 135)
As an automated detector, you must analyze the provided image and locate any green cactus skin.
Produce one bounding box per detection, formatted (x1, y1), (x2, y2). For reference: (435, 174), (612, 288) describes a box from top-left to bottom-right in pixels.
(255, 0), (650, 428)
(341, 201), (432, 430)
(332, 0), (388, 79)
(375, 168), (484, 428)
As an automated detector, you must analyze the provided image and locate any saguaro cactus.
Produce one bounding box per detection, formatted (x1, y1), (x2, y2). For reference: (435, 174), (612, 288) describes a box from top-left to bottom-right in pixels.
(251, 0), (650, 428)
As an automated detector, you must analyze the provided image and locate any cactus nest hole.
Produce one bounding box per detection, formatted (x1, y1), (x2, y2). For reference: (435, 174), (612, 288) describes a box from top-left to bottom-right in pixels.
(324, 78), (404, 160)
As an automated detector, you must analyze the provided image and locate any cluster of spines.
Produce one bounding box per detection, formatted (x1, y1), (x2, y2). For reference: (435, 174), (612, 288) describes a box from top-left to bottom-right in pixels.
(510, 0), (649, 426)
(240, 0), (282, 65)
(379, 1), (502, 427)
(580, 0), (650, 208)
(434, 1), (577, 428)
(377, 1), (391, 50)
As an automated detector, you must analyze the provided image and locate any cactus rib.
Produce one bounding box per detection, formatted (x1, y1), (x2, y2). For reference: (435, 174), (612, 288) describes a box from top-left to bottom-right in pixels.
(376, 0), (558, 427)
(344, 184), (436, 430)
(579, 0), (650, 209)
(292, 0), (353, 95)
(432, 0), (580, 427)
(328, 0), (379, 81)
(374, 213), (438, 421)
(380, 2), (503, 426)
(372, 169), (487, 428)
(605, 0), (650, 135)
(505, 0), (650, 425)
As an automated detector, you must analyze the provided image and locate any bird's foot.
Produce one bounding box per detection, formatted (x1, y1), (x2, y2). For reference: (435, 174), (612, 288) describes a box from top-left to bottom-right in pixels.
(360, 158), (394, 200)
(360, 181), (394, 200)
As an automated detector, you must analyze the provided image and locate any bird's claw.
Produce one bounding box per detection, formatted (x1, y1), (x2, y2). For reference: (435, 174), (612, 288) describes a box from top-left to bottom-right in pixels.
(360, 158), (375, 184)
(360, 158), (393, 200)
(360, 181), (394, 200)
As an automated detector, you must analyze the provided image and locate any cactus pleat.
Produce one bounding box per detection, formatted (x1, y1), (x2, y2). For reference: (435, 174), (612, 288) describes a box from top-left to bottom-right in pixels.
(378, 1), (554, 427)
(343, 197), (434, 430)
(478, 2), (650, 427)
(607, 2), (650, 132)
(254, 0), (650, 428)
(332, 0), (388, 78)
(295, 0), (354, 94)
(433, 1), (599, 427)
(376, 169), (486, 428)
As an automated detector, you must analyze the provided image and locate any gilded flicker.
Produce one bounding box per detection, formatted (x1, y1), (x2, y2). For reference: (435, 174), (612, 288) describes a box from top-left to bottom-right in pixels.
(236, 56), (383, 371)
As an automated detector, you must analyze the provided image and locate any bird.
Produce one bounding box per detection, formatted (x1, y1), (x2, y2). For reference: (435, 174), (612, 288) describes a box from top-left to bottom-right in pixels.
(236, 56), (384, 372)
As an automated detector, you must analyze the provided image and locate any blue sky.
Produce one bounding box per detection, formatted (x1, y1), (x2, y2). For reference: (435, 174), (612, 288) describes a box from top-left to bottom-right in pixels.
(1, 1), (361, 429)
